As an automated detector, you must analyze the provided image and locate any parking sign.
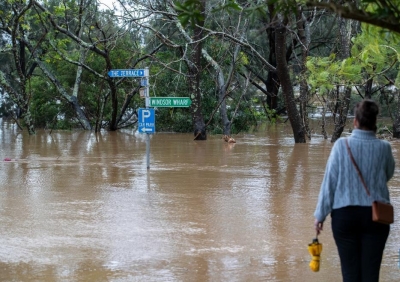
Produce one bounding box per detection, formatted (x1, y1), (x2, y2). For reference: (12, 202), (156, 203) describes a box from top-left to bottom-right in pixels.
(138, 108), (155, 133)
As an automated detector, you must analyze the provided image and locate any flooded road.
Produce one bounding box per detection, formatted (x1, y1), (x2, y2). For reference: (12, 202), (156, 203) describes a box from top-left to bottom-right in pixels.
(1, 121), (400, 281)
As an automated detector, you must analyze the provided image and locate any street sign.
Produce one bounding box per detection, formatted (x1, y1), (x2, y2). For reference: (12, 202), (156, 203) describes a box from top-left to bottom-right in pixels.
(138, 108), (156, 133)
(138, 108), (155, 133)
(138, 109), (156, 133)
(150, 97), (192, 107)
(108, 69), (148, 78)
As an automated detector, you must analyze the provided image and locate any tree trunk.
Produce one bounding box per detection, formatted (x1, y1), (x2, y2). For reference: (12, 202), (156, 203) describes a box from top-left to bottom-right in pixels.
(34, 59), (92, 130)
(296, 7), (311, 139)
(190, 70), (206, 140)
(265, 5), (279, 111)
(190, 54), (206, 140)
(393, 100), (400, 138)
(201, 50), (230, 135)
(17, 94), (35, 134)
(275, 22), (306, 143)
(331, 87), (352, 142)
(0, 70), (34, 134)
(191, 0), (206, 140)
(9, 1), (36, 134)
(108, 80), (118, 131)
(331, 17), (355, 142)
(365, 75), (373, 99)
(218, 79), (230, 135)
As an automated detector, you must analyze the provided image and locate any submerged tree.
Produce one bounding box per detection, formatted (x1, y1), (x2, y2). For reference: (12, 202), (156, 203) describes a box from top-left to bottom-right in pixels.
(307, 24), (400, 137)
(0, 0), (37, 134)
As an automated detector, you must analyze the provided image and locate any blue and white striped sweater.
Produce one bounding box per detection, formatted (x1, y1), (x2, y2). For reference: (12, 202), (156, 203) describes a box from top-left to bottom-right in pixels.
(314, 129), (395, 222)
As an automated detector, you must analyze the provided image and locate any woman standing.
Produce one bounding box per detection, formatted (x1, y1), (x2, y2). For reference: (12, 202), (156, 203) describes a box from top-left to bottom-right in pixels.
(314, 99), (395, 282)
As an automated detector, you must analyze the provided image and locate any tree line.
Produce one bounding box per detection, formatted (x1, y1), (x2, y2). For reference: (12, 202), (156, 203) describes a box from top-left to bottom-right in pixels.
(0, 0), (399, 143)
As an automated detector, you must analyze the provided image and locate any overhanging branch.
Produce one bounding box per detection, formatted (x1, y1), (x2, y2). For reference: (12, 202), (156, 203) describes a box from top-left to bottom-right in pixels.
(306, 1), (400, 34)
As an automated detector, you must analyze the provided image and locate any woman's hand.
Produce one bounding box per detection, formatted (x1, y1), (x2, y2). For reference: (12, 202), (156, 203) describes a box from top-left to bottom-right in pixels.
(314, 219), (323, 235)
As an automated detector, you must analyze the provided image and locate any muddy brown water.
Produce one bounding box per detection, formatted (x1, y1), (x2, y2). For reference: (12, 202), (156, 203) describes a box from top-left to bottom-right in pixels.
(1, 120), (400, 281)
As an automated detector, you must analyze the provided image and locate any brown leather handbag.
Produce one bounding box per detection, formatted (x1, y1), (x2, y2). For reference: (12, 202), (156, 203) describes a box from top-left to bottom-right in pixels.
(345, 139), (394, 225)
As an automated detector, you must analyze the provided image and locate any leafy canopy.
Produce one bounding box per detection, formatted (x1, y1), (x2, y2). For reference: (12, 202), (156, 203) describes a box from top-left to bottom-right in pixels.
(306, 24), (400, 95)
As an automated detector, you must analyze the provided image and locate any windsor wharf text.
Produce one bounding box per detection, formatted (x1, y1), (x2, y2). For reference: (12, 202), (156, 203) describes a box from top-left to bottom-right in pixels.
(150, 97), (192, 107)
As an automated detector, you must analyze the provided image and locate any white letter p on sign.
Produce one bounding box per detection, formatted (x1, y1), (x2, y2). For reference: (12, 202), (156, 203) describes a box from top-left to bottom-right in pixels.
(141, 110), (151, 122)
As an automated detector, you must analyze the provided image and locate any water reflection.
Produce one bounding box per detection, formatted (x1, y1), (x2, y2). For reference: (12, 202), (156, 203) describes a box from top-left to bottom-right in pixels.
(0, 120), (399, 281)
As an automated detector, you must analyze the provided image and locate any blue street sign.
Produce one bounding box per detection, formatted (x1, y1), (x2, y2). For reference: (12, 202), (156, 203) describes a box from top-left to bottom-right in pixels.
(138, 108), (155, 133)
(140, 78), (148, 86)
(108, 69), (148, 78)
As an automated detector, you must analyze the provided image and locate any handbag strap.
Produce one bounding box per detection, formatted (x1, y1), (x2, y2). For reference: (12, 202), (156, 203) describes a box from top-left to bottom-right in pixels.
(345, 138), (371, 197)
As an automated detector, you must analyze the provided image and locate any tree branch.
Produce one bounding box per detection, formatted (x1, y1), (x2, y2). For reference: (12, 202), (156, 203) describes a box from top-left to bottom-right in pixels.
(306, 1), (400, 34)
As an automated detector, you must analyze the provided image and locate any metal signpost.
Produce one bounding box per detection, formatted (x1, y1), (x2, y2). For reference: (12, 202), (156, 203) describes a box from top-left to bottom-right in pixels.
(108, 67), (152, 169)
(108, 67), (193, 169)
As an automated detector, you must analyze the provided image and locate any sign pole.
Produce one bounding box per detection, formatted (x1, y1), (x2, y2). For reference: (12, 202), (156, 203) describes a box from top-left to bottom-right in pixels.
(145, 67), (150, 169)
(108, 67), (153, 170)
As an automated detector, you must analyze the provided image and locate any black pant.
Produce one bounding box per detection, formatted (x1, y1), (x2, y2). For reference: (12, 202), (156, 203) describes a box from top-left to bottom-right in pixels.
(331, 206), (390, 282)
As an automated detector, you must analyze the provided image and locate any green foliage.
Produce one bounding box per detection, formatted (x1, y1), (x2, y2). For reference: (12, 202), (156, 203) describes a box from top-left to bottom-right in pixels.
(54, 4), (67, 17)
(352, 25), (400, 86)
(148, 53), (194, 131)
(175, 0), (241, 27)
(8, 0), (400, 136)
(29, 77), (61, 128)
(155, 108), (192, 132)
(42, 2), (144, 130)
(376, 116), (394, 136)
(0, 94), (14, 118)
(212, 0), (242, 13)
(306, 54), (341, 94)
(265, 0), (299, 17)
(306, 24), (400, 96)
(229, 101), (258, 134)
(264, 106), (279, 123)
(243, 3), (268, 19)
(362, 0), (400, 23)
(171, 111), (193, 132)
(174, 0), (205, 27)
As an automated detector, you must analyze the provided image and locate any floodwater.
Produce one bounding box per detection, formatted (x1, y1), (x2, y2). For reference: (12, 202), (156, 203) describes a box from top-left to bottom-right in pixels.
(1, 120), (400, 282)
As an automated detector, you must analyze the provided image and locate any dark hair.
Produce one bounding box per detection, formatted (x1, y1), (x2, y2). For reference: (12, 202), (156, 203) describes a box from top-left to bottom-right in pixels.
(354, 99), (379, 132)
